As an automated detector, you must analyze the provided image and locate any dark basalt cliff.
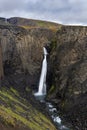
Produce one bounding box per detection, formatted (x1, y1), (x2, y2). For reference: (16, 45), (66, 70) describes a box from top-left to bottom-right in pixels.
(48, 26), (87, 130)
(49, 26), (87, 101)
(0, 42), (3, 81)
(0, 17), (87, 130)
(0, 24), (56, 89)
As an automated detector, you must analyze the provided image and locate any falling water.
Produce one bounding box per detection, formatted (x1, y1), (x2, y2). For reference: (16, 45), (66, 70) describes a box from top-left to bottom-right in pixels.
(34, 47), (72, 130)
(34, 47), (48, 96)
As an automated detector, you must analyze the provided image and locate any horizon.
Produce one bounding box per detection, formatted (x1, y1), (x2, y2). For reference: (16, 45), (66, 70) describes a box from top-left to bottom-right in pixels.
(0, 0), (87, 26)
(0, 16), (87, 26)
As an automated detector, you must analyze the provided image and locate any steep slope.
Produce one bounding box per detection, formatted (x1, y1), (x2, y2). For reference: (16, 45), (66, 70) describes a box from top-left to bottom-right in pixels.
(0, 86), (56, 130)
(0, 42), (3, 81)
(0, 24), (56, 89)
(48, 25), (87, 130)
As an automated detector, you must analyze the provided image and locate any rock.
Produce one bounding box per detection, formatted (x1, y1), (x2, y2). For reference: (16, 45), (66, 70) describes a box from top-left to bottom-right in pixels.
(0, 42), (3, 82)
(0, 24), (55, 89)
(0, 17), (7, 25)
(49, 25), (87, 105)
(48, 25), (87, 130)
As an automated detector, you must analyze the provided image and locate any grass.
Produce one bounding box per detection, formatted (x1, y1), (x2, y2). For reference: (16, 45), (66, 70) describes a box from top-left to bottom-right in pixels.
(0, 87), (56, 130)
(20, 19), (62, 32)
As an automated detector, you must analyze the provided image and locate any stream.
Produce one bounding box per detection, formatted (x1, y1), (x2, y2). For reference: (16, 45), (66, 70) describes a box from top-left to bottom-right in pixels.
(36, 96), (72, 130)
(45, 101), (71, 130)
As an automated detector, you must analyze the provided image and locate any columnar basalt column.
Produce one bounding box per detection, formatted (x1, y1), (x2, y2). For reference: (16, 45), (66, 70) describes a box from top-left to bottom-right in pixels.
(0, 42), (4, 86)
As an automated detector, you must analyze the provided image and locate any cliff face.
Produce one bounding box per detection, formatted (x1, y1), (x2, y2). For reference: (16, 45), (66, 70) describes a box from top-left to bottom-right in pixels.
(0, 24), (55, 88)
(48, 26), (87, 129)
(0, 42), (3, 80)
(1, 27), (53, 72)
(50, 26), (87, 104)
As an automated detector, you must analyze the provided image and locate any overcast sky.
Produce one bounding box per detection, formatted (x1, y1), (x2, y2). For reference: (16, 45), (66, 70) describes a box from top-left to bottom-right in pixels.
(0, 0), (87, 25)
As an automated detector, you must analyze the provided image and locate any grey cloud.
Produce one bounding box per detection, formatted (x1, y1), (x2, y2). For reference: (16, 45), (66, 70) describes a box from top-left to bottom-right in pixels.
(0, 0), (27, 12)
(0, 0), (87, 25)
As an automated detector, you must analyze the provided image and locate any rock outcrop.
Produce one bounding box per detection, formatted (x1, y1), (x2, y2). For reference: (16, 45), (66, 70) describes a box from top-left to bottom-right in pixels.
(0, 42), (3, 81)
(0, 24), (56, 89)
(49, 25), (87, 104)
(48, 25), (87, 130)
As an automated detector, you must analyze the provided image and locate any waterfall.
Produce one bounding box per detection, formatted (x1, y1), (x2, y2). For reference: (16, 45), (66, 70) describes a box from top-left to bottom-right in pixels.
(34, 47), (71, 130)
(34, 47), (48, 96)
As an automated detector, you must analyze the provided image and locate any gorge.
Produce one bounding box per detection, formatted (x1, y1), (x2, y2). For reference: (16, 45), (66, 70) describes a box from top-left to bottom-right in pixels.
(0, 17), (87, 130)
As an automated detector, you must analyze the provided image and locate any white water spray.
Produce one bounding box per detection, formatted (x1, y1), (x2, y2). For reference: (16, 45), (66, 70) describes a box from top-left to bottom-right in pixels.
(34, 48), (71, 130)
(34, 47), (48, 96)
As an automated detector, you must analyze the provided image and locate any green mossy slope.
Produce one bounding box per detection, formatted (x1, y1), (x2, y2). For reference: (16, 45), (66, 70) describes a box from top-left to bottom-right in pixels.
(0, 87), (56, 130)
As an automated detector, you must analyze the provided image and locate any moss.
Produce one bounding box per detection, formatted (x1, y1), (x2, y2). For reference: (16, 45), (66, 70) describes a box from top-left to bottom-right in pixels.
(15, 105), (25, 113)
(0, 106), (15, 127)
(0, 95), (6, 102)
(0, 87), (56, 130)
(20, 25), (38, 29)
(0, 90), (29, 109)
(25, 86), (31, 92)
(10, 87), (19, 97)
(20, 20), (61, 32)
(37, 21), (59, 29)
(51, 38), (57, 50)
(48, 85), (55, 95)
(0, 106), (55, 130)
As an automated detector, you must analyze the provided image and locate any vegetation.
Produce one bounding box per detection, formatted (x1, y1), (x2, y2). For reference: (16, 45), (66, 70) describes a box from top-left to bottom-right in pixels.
(0, 87), (56, 130)
(19, 19), (62, 32)
(48, 85), (55, 95)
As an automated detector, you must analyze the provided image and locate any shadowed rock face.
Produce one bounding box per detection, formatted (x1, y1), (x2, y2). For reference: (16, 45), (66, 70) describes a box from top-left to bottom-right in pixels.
(48, 26), (87, 130)
(50, 26), (87, 103)
(0, 24), (55, 89)
(0, 42), (3, 81)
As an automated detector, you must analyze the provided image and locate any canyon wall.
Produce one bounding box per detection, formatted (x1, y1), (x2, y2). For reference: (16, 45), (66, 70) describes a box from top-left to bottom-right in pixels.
(0, 42), (3, 80)
(0, 24), (55, 89)
(48, 26), (87, 129)
(49, 26), (87, 105)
